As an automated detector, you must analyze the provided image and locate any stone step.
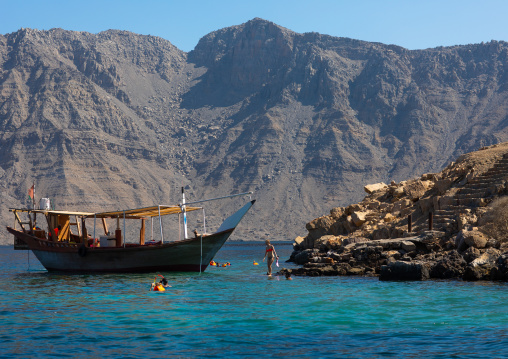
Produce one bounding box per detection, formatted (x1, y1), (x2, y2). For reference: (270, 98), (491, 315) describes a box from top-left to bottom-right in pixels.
(412, 225), (448, 233)
(462, 183), (499, 190)
(486, 164), (508, 170)
(457, 188), (487, 195)
(472, 173), (508, 181)
(493, 162), (508, 168)
(468, 177), (495, 182)
(455, 191), (486, 197)
(434, 209), (457, 215)
(456, 197), (483, 203)
(435, 207), (469, 213)
(455, 193), (486, 199)
(433, 210), (457, 216)
(467, 176), (505, 183)
(476, 167), (508, 174)
(432, 214), (456, 220)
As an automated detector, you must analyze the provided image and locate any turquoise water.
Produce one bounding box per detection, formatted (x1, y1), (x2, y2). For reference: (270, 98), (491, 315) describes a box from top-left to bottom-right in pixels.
(1, 242), (507, 358)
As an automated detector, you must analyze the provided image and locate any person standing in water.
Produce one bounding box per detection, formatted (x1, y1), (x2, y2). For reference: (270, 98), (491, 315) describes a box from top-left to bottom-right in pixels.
(263, 239), (278, 276)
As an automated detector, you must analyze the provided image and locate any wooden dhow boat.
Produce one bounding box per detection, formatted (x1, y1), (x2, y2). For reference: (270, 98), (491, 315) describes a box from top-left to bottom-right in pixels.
(7, 189), (255, 273)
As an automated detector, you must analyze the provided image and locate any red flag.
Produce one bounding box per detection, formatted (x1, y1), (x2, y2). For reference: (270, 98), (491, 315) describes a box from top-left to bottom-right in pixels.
(28, 185), (34, 201)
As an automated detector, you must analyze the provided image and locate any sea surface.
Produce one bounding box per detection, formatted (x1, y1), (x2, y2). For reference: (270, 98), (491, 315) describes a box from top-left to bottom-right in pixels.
(0, 242), (507, 358)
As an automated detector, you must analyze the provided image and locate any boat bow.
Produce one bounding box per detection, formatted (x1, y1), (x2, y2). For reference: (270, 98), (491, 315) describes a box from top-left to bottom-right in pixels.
(217, 200), (256, 232)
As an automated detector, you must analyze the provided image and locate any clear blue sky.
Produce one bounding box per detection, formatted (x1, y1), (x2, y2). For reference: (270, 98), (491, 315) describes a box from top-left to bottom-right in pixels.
(1, 0), (506, 52)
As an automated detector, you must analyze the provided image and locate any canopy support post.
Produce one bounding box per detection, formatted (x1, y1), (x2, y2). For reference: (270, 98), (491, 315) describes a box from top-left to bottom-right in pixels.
(158, 205), (164, 244)
(202, 208), (206, 235)
(182, 187), (188, 239)
(123, 211), (126, 248)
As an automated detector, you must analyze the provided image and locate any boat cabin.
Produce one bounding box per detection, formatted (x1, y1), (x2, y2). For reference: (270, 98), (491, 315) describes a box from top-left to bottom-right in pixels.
(10, 204), (203, 250)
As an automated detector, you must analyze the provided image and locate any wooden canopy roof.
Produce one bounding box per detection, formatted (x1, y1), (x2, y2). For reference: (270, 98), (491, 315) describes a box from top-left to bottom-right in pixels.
(92, 205), (202, 219)
(10, 205), (202, 219)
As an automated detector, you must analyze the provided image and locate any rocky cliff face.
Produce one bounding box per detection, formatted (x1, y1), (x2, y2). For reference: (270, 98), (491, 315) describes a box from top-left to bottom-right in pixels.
(288, 143), (508, 281)
(1, 19), (508, 244)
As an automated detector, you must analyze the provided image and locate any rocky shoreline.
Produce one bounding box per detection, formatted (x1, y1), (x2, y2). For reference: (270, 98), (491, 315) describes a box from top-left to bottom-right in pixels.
(284, 143), (508, 281)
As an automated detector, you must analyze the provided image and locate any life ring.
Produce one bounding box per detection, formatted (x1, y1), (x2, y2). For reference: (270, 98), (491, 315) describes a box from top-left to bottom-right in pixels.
(78, 245), (87, 257)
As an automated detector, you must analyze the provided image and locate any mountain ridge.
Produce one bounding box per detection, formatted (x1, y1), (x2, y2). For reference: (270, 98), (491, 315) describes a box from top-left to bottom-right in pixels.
(1, 18), (508, 244)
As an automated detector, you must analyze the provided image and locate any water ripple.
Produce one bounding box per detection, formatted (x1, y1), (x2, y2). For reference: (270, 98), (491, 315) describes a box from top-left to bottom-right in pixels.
(1, 244), (507, 358)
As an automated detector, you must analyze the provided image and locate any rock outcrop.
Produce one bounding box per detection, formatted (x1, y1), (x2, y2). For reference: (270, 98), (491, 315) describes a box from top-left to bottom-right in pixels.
(288, 143), (508, 281)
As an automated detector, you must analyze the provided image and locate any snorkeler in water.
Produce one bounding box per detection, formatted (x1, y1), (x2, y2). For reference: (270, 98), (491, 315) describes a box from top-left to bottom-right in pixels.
(158, 275), (170, 287)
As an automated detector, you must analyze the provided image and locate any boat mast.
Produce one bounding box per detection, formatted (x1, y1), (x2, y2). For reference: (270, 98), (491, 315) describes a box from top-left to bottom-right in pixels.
(181, 187), (188, 239)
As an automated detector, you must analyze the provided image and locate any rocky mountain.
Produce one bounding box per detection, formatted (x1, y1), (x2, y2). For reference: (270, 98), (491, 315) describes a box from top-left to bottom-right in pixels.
(1, 18), (508, 244)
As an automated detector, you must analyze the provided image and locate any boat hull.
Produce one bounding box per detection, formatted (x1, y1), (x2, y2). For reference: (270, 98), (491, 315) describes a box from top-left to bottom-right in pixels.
(7, 227), (233, 273)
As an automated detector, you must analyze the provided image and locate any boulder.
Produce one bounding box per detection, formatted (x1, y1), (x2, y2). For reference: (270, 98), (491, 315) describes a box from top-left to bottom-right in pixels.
(419, 197), (433, 213)
(462, 246), (481, 263)
(454, 230), (468, 252)
(372, 227), (391, 240)
(383, 213), (395, 222)
(342, 237), (370, 246)
(393, 186), (405, 198)
(430, 250), (467, 279)
(364, 182), (388, 194)
(347, 267), (365, 275)
(463, 264), (490, 281)
(293, 236), (306, 249)
(401, 241), (416, 252)
(327, 236), (343, 249)
(491, 254), (508, 281)
(329, 218), (350, 236)
(393, 199), (412, 212)
(421, 173), (437, 181)
(379, 202), (393, 212)
(420, 180), (434, 190)
(470, 248), (501, 267)
(306, 215), (334, 231)
(457, 213), (477, 230)
(314, 235), (343, 250)
(345, 204), (363, 215)
(330, 207), (345, 219)
(382, 250), (402, 261)
(314, 235), (331, 250)
(343, 216), (355, 233)
(404, 180), (427, 200)
(321, 265), (339, 276)
(463, 230), (488, 249)
(436, 179), (453, 195)
(294, 249), (318, 265)
(367, 200), (380, 210)
(351, 211), (368, 227)
(379, 261), (430, 281)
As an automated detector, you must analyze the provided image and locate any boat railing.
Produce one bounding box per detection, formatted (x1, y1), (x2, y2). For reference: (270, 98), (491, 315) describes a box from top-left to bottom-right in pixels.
(38, 239), (78, 248)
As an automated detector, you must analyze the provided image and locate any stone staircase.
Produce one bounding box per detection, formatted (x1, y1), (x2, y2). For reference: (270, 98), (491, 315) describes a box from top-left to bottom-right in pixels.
(412, 154), (508, 234)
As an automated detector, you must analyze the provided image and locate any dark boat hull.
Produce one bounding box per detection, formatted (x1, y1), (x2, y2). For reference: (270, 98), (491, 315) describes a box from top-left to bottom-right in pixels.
(7, 227), (234, 273)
